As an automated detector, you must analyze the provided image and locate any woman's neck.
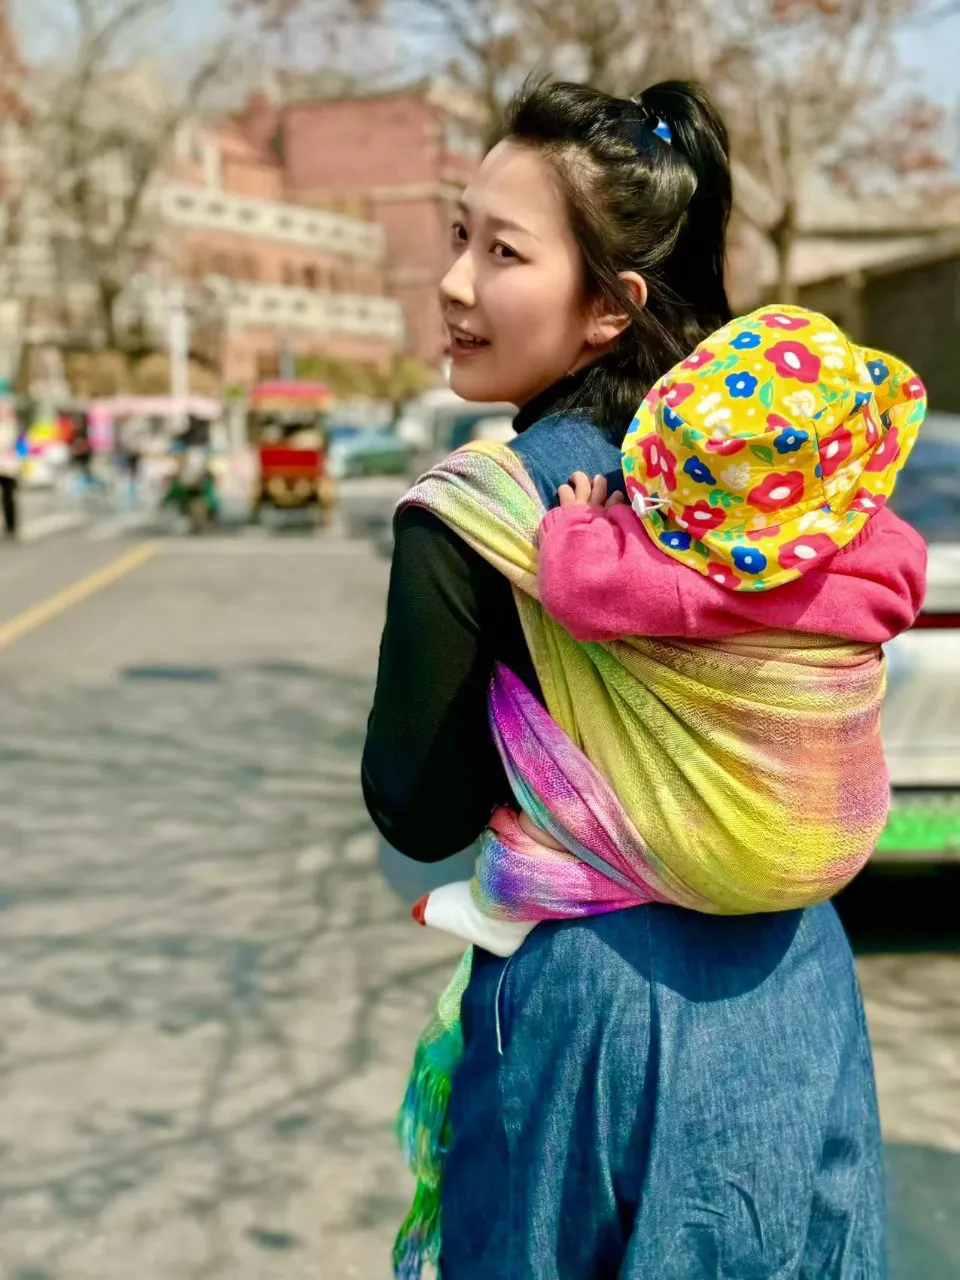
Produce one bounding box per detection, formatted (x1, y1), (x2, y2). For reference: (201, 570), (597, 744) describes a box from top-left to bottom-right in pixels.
(512, 367), (593, 435)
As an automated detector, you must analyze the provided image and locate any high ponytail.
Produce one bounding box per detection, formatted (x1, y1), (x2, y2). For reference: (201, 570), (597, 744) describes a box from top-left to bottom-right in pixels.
(498, 77), (734, 442)
(637, 81), (732, 341)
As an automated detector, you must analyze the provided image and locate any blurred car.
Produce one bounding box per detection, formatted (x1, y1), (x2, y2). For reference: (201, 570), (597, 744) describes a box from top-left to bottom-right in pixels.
(397, 391), (515, 451)
(879, 411), (960, 859)
(327, 425), (413, 479)
(461, 414), (517, 446)
(398, 394), (518, 473)
(446, 410), (517, 451)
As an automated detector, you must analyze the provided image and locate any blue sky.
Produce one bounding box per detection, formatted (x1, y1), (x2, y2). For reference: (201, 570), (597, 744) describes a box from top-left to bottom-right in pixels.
(897, 10), (960, 112)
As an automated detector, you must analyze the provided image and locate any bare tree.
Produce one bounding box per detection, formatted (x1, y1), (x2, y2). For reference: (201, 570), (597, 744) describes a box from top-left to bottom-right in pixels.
(230, 0), (393, 94)
(41, 1), (242, 348)
(524, 0), (708, 96)
(0, 0), (263, 382)
(368, 0), (952, 300)
(707, 0), (949, 300)
(0, 2), (39, 378)
(234, 0), (383, 28)
(385, 0), (698, 135)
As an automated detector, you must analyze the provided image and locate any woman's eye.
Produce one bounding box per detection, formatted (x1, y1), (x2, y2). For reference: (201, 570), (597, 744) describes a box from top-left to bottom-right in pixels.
(451, 221), (468, 245)
(492, 242), (518, 260)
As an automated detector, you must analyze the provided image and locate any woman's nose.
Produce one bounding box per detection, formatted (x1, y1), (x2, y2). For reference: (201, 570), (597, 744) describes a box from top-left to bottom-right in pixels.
(439, 251), (475, 310)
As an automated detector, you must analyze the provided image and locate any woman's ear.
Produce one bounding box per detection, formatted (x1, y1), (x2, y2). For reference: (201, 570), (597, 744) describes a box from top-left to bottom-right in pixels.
(620, 271), (648, 310)
(587, 272), (648, 347)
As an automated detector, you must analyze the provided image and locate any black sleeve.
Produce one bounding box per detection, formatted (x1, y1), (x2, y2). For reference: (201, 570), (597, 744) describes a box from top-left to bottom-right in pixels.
(361, 505), (516, 862)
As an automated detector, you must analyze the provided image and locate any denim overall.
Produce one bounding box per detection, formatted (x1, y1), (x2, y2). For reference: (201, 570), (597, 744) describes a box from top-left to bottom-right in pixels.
(439, 412), (886, 1279)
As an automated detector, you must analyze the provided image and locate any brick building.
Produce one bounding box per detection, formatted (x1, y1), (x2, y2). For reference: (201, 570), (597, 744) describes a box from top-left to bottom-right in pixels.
(125, 117), (406, 386)
(229, 82), (484, 366)
(0, 0), (407, 392)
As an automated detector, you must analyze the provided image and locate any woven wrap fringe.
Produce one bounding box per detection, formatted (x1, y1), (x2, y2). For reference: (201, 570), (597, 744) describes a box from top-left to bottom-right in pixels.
(393, 949), (471, 1279)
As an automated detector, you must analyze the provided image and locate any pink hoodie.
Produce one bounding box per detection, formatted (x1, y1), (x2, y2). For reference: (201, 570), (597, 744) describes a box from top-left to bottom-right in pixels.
(537, 504), (926, 644)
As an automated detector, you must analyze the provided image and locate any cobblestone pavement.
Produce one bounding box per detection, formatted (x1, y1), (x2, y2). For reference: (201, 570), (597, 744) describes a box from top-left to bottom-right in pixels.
(0, 520), (957, 1279)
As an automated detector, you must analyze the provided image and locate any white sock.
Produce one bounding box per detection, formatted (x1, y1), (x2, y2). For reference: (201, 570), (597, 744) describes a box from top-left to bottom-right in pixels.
(421, 881), (535, 958)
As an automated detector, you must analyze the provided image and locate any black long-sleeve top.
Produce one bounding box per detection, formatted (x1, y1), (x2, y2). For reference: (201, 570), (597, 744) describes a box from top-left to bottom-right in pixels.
(361, 504), (539, 861)
(362, 374), (609, 863)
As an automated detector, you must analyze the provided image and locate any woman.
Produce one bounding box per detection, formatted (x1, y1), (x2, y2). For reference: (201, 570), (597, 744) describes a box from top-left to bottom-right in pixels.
(364, 79), (884, 1279)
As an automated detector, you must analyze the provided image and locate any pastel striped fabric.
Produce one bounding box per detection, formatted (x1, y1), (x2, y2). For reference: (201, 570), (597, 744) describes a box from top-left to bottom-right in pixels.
(392, 440), (888, 1279)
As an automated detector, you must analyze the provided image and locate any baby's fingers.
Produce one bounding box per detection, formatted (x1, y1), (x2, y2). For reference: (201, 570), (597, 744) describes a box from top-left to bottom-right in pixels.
(606, 491), (626, 508)
(589, 475), (608, 506)
(572, 472), (594, 502)
(558, 472), (592, 504)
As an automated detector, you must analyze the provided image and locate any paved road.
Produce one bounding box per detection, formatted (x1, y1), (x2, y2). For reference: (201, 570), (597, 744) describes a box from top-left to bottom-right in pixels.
(0, 508), (957, 1279)
(0, 516), (461, 1280)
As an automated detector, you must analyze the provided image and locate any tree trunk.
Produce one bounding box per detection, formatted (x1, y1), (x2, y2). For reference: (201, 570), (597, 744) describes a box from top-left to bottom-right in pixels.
(769, 197), (798, 304)
(98, 277), (121, 351)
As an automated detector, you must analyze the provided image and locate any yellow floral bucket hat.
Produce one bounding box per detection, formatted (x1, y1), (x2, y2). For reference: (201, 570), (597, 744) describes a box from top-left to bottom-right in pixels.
(621, 304), (926, 591)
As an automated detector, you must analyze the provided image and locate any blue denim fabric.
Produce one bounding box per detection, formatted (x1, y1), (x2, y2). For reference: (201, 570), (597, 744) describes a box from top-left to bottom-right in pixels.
(509, 411), (626, 513)
(442, 904), (884, 1279)
(440, 411), (885, 1278)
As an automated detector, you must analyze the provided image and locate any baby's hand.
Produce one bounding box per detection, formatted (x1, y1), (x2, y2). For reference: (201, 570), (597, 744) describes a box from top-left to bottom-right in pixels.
(557, 472), (627, 509)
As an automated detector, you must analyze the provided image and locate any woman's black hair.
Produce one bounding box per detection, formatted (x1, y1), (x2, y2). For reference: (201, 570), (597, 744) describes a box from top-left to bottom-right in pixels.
(496, 78), (733, 442)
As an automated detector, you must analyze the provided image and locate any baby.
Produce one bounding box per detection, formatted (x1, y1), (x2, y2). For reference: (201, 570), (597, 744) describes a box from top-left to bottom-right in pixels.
(413, 306), (927, 955)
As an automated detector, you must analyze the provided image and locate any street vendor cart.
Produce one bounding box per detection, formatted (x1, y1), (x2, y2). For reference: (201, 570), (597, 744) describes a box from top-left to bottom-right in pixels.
(247, 380), (336, 523)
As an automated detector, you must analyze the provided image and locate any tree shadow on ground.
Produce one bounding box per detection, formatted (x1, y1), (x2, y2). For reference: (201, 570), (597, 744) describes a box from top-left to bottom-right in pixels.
(4, 655), (956, 1277)
(0, 660), (459, 1278)
(886, 1142), (960, 1278)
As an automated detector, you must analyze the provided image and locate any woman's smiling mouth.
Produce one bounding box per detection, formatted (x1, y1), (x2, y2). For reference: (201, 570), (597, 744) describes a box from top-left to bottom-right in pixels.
(447, 325), (491, 358)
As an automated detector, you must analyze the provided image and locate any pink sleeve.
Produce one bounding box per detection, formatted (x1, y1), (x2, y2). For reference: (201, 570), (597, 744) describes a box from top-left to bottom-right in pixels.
(539, 504), (927, 645)
(673, 511), (926, 642)
(537, 505), (689, 641)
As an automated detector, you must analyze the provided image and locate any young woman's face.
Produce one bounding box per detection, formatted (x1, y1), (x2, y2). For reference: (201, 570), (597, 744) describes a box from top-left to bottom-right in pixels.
(439, 140), (594, 407)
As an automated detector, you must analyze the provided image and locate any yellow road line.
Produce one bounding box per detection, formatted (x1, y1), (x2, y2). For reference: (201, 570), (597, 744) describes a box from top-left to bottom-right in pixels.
(0, 541), (159, 653)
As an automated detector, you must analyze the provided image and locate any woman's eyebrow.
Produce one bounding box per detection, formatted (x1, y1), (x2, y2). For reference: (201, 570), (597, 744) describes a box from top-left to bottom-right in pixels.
(456, 199), (539, 240)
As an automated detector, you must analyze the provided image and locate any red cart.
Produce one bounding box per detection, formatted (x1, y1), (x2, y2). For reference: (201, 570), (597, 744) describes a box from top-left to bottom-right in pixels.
(248, 380), (336, 522)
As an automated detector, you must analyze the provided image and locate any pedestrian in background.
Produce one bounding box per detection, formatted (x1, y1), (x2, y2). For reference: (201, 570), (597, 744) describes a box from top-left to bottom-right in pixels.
(0, 400), (21, 540)
(116, 414), (146, 508)
(365, 78), (888, 1279)
(68, 410), (95, 491)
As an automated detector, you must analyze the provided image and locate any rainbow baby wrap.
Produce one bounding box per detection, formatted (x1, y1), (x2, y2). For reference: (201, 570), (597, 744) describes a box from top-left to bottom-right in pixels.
(392, 439), (888, 1279)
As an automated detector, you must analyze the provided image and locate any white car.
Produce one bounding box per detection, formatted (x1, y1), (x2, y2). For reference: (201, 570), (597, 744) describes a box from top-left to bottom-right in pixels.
(879, 412), (960, 859)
